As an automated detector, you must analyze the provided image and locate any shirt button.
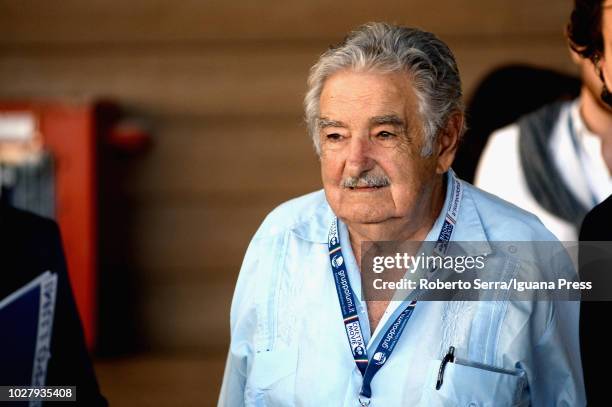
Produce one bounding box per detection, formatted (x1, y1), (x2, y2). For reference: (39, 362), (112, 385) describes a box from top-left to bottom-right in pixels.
(467, 403), (479, 407)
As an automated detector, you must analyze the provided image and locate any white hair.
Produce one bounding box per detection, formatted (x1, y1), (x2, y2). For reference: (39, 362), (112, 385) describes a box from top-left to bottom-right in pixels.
(304, 22), (465, 156)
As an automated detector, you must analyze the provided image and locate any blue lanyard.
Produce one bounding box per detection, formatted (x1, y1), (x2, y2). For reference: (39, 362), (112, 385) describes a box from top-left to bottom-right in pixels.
(327, 173), (463, 405)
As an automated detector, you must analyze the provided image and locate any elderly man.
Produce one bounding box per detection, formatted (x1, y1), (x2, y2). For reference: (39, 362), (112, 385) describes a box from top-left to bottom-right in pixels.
(219, 23), (585, 406)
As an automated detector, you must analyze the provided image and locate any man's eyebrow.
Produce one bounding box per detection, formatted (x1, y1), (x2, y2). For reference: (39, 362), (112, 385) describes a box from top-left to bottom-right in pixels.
(318, 117), (347, 129)
(369, 115), (406, 128)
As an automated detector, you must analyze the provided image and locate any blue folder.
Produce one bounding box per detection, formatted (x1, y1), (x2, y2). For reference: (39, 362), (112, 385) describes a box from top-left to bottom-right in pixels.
(0, 271), (57, 389)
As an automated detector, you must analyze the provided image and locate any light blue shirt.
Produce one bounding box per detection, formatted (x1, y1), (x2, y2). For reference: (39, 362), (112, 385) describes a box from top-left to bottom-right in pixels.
(218, 170), (585, 406)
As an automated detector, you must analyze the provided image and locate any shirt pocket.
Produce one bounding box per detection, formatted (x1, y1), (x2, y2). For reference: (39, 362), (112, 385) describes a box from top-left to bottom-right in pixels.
(245, 345), (298, 407)
(417, 358), (528, 407)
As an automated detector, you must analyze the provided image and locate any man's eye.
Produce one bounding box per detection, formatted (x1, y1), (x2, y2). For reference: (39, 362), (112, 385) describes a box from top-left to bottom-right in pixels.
(325, 133), (343, 141)
(377, 131), (395, 139)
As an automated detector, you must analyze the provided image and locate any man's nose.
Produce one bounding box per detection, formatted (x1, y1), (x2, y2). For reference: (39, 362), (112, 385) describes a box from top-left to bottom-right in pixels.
(345, 136), (375, 175)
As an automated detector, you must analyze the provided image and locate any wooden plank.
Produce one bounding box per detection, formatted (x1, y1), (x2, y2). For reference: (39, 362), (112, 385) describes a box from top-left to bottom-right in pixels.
(127, 194), (297, 271)
(0, 0), (572, 44)
(95, 354), (226, 406)
(0, 40), (576, 118)
(124, 118), (321, 198)
(114, 119), (321, 271)
(98, 189), (316, 269)
(0, 47), (316, 117)
(448, 37), (579, 101)
(140, 281), (233, 352)
(134, 266), (238, 286)
(98, 120), (322, 274)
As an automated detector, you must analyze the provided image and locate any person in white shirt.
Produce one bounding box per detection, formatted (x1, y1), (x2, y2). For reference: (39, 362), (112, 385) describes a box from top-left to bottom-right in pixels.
(475, 28), (612, 241)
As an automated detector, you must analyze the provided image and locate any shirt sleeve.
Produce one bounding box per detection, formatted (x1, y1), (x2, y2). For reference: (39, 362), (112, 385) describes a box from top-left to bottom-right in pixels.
(521, 246), (585, 406)
(217, 347), (247, 407)
(217, 234), (267, 407)
(528, 300), (586, 406)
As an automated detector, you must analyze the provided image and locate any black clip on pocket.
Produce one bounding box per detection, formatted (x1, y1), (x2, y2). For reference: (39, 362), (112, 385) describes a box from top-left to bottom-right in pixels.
(436, 346), (455, 390)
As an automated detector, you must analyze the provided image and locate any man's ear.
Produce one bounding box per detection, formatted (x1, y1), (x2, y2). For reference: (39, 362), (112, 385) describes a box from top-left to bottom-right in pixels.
(569, 47), (583, 65)
(435, 112), (463, 174)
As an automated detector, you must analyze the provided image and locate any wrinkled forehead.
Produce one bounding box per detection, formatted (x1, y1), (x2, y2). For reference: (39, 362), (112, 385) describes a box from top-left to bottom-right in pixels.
(318, 70), (420, 121)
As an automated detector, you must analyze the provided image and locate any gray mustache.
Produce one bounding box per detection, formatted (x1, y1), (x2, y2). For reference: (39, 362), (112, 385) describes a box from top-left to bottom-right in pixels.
(341, 173), (391, 188)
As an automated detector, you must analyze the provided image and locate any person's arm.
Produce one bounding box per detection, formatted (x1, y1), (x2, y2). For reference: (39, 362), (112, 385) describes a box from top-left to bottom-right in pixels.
(524, 240), (586, 406)
(218, 344), (247, 407)
(218, 235), (265, 407)
(527, 300), (585, 406)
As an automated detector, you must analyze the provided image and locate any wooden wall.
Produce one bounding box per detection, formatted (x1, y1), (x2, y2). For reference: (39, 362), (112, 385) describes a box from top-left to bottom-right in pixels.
(0, 0), (577, 355)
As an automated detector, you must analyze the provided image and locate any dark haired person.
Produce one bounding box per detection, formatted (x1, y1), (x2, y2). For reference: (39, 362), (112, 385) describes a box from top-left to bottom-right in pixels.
(0, 203), (107, 405)
(579, 193), (612, 406)
(569, 1), (612, 405)
(568, 0), (612, 108)
(475, 1), (612, 242)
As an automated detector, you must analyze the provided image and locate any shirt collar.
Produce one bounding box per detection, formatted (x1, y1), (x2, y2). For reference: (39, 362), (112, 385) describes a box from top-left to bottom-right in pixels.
(571, 97), (599, 142)
(425, 169), (492, 256)
(292, 169), (492, 256)
(291, 196), (335, 243)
